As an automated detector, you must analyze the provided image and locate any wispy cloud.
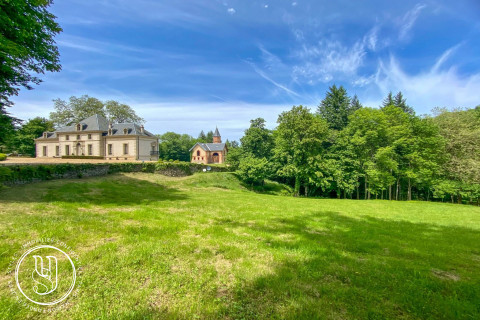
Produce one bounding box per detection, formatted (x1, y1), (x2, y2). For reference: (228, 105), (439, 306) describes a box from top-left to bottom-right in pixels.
(399, 3), (427, 41)
(292, 39), (367, 84)
(245, 60), (301, 97)
(374, 46), (480, 109)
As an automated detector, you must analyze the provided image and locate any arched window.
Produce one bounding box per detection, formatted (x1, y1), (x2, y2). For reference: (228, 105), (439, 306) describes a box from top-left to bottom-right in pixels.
(196, 150), (200, 156)
(76, 123), (81, 131)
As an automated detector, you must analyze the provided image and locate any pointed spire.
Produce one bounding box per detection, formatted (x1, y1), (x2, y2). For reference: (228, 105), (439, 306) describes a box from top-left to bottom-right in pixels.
(213, 126), (220, 137)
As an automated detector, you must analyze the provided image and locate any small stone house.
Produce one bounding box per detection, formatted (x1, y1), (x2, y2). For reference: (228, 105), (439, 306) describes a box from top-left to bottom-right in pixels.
(190, 127), (228, 164)
(35, 114), (159, 161)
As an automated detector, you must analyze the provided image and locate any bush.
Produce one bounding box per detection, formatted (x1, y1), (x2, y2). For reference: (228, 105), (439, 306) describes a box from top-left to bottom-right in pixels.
(0, 153), (7, 161)
(237, 157), (269, 186)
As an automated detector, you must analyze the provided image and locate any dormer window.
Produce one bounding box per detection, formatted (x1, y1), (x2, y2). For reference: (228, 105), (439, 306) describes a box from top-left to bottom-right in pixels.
(108, 129), (113, 136)
(76, 123), (81, 131)
(123, 128), (128, 135)
(43, 132), (48, 138)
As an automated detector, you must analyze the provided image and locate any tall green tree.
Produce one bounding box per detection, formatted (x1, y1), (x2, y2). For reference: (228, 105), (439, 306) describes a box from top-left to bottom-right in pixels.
(240, 118), (274, 159)
(157, 132), (196, 162)
(317, 85), (353, 130)
(49, 95), (144, 127)
(0, 0), (62, 107)
(14, 117), (54, 156)
(394, 92), (415, 115)
(274, 106), (329, 196)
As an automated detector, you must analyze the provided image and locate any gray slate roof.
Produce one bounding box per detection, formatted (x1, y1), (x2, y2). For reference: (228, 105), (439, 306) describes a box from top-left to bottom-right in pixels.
(189, 142), (226, 152)
(56, 114), (109, 132)
(213, 127), (221, 137)
(40, 114), (155, 138)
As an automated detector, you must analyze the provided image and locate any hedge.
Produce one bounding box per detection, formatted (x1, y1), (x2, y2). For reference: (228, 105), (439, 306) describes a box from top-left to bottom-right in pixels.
(0, 153), (6, 161)
(0, 161), (231, 186)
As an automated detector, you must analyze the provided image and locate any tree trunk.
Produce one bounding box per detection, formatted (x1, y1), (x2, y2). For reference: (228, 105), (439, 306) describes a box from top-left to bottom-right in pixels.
(337, 187), (341, 199)
(396, 177), (400, 201)
(305, 185), (309, 197)
(368, 184), (371, 200)
(389, 185), (392, 200)
(365, 176), (368, 200)
(356, 185), (359, 200)
(457, 193), (462, 205)
(407, 178), (412, 201)
(451, 195), (454, 204)
(294, 176), (300, 197)
(381, 190), (384, 200)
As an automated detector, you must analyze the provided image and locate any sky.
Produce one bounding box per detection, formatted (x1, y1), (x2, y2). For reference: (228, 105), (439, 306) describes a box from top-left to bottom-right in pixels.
(11, 0), (480, 141)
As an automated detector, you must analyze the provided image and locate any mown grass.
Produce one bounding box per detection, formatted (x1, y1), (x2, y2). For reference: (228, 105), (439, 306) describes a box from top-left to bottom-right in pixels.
(1, 172), (480, 319)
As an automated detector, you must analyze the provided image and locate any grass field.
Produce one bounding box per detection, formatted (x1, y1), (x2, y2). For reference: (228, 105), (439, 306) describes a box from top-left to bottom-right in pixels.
(1, 172), (480, 319)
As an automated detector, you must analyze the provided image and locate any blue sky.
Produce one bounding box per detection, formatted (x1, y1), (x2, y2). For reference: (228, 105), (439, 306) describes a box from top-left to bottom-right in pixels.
(12, 0), (480, 141)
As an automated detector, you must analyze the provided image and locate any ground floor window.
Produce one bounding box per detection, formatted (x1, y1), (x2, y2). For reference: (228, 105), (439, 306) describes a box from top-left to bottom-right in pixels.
(55, 146), (59, 156)
(123, 143), (128, 155)
(65, 145), (70, 155)
(88, 144), (93, 156)
(108, 144), (113, 155)
(42, 146), (47, 156)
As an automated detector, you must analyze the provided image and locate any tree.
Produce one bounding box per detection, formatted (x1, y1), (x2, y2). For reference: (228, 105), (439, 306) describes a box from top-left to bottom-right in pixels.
(382, 92), (394, 107)
(0, 0), (62, 107)
(206, 130), (214, 143)
(432, 108), (480, 203)
(105, 100), (145, 124)
(317, 85), (353, 130)
(394, 92), (415, 115)
(350, 94), (363, 111)
(240, 118), (274, 159)
(236, 156), (269, 187)
(0, 107), (17, 152)
(14, 117), (54, 156)
(197, 130), (207, 142)
(157, 132), (196, 162)
(274, 106), (329, 196)
(49, 95), (144, 128)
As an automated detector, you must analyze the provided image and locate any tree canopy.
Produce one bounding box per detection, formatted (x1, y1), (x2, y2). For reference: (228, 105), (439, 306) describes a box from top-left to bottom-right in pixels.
(0, 0), (62, 107)
(49, 95), (145, 128)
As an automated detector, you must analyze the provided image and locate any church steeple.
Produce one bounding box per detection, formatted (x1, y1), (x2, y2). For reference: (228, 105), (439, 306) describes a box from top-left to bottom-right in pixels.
(213, 127), (221, 143)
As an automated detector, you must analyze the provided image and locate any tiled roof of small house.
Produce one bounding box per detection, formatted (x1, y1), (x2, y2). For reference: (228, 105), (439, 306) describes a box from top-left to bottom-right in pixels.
(189, 142), (226, 152)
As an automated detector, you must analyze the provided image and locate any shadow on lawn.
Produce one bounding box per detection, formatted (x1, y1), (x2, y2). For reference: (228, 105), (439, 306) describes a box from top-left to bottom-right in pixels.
(214, 212), (480, 319)
(0, 174), (188, 206)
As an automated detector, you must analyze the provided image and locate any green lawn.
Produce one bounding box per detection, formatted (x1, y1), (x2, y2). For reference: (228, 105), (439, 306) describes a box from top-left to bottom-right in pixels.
(1, 172), (480, 319)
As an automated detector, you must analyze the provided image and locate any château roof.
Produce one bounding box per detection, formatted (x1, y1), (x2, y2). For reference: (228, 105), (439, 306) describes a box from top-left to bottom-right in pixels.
(37, 114), (156, 139)
(213, 127), (221, 137)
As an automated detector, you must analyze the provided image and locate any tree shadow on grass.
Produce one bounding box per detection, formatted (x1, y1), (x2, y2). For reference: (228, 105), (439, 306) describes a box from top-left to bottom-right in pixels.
(213, 212), (480, 319)
(0, 174), (188, 206)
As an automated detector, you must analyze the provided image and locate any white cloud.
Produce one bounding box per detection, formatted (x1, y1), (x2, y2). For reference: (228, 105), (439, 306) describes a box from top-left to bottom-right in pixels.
(292, 40), (366, 84)
(264, 4), (268, 9)
(399, 3), (426, 41)
(227, 8), (236, 15)
(374, 47), (480, 110)
(292, 2), (298, 6)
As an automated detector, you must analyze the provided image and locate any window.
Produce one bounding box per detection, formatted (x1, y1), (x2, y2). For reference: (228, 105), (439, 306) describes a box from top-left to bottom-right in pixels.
(66, 135), (69, 141)
(76, 123), (81, 131)
(65, 145), (70, 155)
(88, 144), (93, 156)
(43, 132), (47, 138)
(196, 150), (200, 156)
(108, 129), (113, 136)
(108, 144), (113, 155)
(88, 134), (92, 139)
(123, 128), (128, 135)
(77, 135), (81, 140)
(123, 143), (128, 155)
(42, 146), (47, 156)
(55, 146), (59, 157)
